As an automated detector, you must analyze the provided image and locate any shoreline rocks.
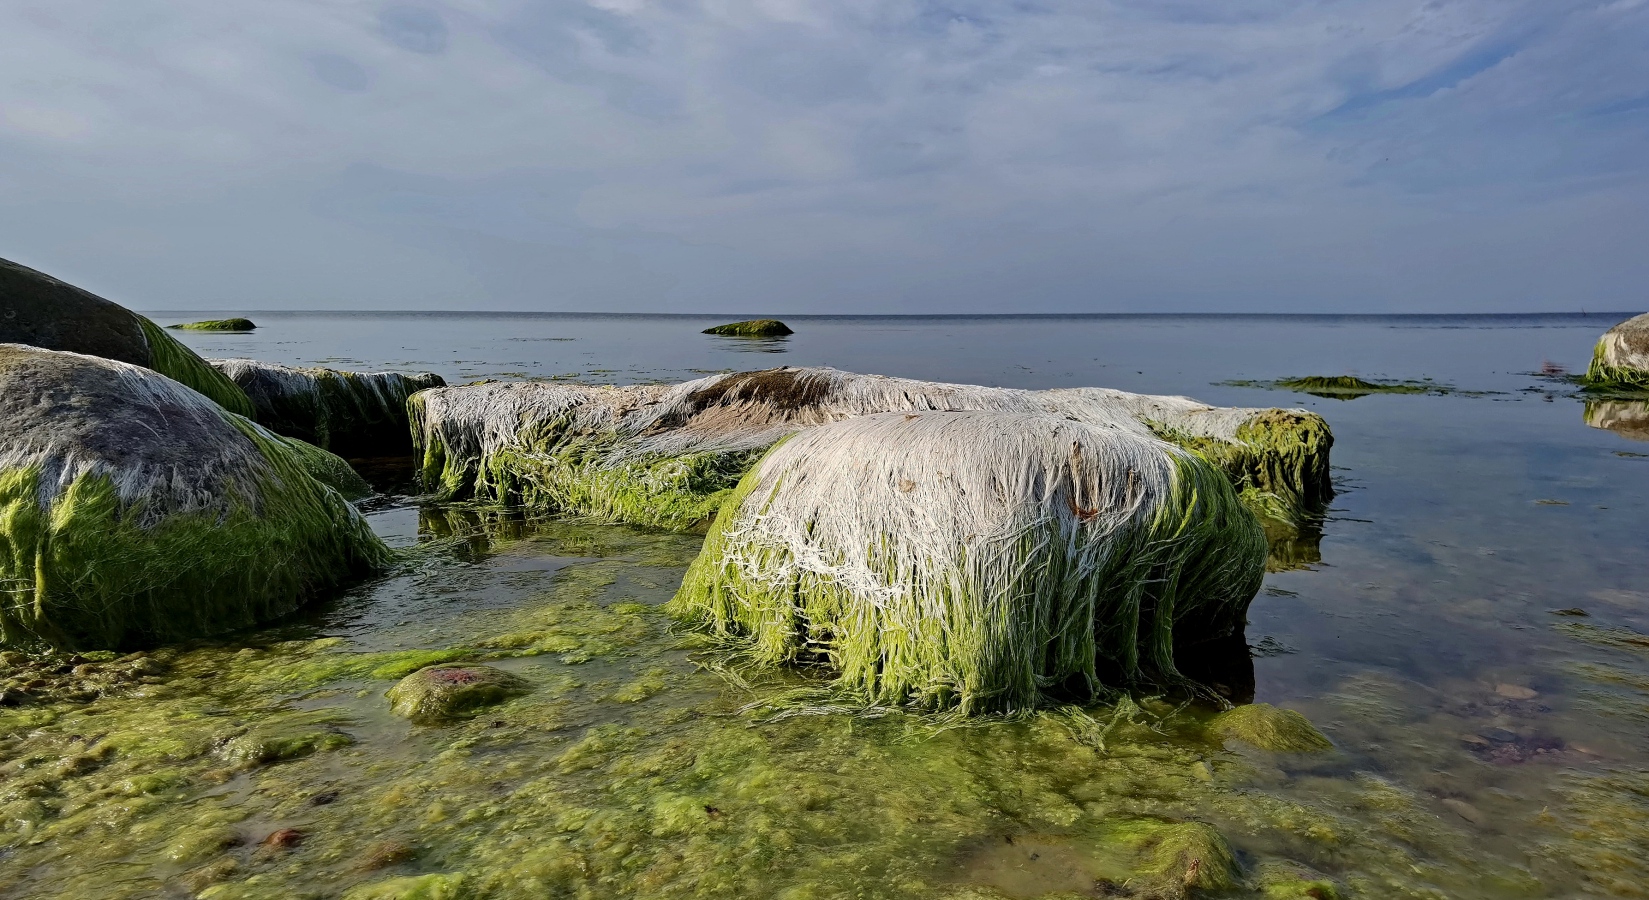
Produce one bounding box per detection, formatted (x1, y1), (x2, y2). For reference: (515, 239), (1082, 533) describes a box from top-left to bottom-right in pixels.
(1585, 313), (1649, 392)
(0, 256), (254, 416)
(703, 319), (793, 337)
(0, 344), (390, 649)
(211, 359), (444, 458)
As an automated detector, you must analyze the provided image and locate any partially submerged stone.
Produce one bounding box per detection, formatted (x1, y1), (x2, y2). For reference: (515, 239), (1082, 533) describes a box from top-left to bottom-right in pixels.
(1140, 822), (1243, 893)
(1210, 703), (1333, 753)
(1585, 313), (1649, 392)
(219, 711), (355, 767)
(670, 411), (1267, 712)
(703, 319), (793, 337)
(0, 256), (254, 416)
(171, 318), (256, 332)
(387, 665), (528, 723)
(0, 344), (391, 649)
(410, 366), (1332, 533)
(212, 358), (444, 457)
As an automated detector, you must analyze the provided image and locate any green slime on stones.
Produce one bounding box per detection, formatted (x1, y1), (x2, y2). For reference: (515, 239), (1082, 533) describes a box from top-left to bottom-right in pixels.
(1, 516), (1642, 899)
(171, 318), (257, 332)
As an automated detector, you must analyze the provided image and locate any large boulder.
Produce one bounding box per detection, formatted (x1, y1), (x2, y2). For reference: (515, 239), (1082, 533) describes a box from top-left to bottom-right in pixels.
(0, 256), (254, 416)
(0, 344), (391, 649)
(1585, 313), (1649, 391)
(211, 359), (444, 457)
(669, 411), (1267, 712)
(410, 366), (1332, 532)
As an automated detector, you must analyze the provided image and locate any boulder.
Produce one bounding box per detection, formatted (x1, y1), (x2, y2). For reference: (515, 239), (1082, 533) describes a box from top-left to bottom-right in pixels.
(410, 366), (1332, 533)
(211, 359), (444, 457)
(703, 319), (793, 337)
(0, 256), (253, 416)
(0, 344), (391, 649)
(387, 665), (528, 723)
(171, 318), (255, 332)
(669, 410), (1267, 712)
(1585, 313), (1649, 391)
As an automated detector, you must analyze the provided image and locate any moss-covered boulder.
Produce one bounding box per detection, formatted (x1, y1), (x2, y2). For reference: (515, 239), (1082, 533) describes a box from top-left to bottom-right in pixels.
(387, 665), (528, 723)
(670, 411), (1267, 712)
(0, 344), (391, 649)
(1137, 822), (1243, 894)
(212, 359), (444, 457)
(703, 319), (793, 337)
(1586, 313), (1649, 392)
(1210, 703), (1333, 753)
(411, 367), (1333, 535)
(171, 318), (256, 332)
(0, 256), (253, 416)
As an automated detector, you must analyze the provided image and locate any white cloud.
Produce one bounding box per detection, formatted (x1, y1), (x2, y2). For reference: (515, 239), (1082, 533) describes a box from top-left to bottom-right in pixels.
(0, 0), (1644, 311)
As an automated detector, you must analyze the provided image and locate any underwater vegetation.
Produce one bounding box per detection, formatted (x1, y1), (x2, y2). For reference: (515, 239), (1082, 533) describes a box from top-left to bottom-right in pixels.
(411, 367), (1333, 537)
(0, 256), (255, 417)
(1582, 314), (1649, 393)
(172, 318), (258, 332)
(1222, 376), (1447, 400)
(212, 359), (445, 457)
(672, 413), (1268, 712)
(703, 319), (794, 337)
(0, 345), (390, 650)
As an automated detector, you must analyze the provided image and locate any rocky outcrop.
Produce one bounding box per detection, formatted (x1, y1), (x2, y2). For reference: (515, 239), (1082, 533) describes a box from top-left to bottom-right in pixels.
(1585, 313), (1649, 391)
(211, 359), (444, 457)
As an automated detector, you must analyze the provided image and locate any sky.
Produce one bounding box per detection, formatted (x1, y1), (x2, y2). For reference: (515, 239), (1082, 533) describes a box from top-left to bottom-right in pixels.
(1, 1), (1646, 314)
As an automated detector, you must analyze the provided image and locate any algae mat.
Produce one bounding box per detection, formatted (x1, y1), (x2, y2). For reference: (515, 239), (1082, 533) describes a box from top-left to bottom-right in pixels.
(2, 506), (1646, 899)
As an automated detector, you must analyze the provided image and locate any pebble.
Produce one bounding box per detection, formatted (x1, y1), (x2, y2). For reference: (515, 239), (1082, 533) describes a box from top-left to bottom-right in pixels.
(1495, 683), (1539, 700)
(1441, 799), (1487, 825)
(260, 829), (305, 850)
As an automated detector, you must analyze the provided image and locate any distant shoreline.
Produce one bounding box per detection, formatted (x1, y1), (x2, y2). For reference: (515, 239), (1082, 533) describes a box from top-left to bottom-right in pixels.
(136, 309), (1638, 322)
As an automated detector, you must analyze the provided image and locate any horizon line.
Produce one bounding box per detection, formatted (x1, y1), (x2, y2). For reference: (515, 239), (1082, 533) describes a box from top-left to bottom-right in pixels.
(136, 309), (1641, 319)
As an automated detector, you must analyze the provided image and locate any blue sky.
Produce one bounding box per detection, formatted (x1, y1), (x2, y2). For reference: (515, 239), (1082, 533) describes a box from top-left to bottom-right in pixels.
(1, 0), (1645, 313)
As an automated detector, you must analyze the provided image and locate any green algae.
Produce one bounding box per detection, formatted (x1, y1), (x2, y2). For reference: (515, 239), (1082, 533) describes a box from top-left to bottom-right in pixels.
(1583, 338), (1649, 394)
(0, 417), (389, 650)
(138, 316), (257, 416)
(172, 318), (257, 332)
(1144, 410), (1334, 531)
(1209, 704), (1333, 754)
(671, 441), (1267, 713)
(388, 666), (530, 724)
(703, 319), (793, 337)
(1221, 376), (1451, 401)
(0, 512), (1634, 900)
(272, 431), (375, 499)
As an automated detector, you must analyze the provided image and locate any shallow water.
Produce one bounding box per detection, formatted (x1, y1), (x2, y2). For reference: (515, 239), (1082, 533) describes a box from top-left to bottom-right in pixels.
(6, 312), (1649, 898)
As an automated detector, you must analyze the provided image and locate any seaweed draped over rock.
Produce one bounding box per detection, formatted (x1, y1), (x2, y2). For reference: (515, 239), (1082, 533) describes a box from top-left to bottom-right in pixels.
(410, 366), (1333, 532)
(703, 319), (793, 337)
(171, 318), (255, 332)
(669, 412), (1268, 712)
(0, 256), (254, 417)
(1585, 313), (1649, 392)
(0, 344), (391, 649)
(211, 359), (444, 457)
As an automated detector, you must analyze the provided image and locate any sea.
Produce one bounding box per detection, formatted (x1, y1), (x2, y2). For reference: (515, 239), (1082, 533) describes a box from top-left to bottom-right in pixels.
(9, 311), (1649, 899)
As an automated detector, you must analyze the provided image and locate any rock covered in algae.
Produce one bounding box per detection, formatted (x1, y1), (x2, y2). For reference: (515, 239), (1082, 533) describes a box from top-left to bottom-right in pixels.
(171, 318), (256, 332)
(702, 318), (793, 336)
(1210, 703), (1333, 753)
(670, 410), (1267, 712)
(410, 366), (1332, 533)
(1585, 312), (1649, 391)
(0, 255), (253, 416)
(1139, 822), (1243, 893)
(387, 665), (529, 723)
(212, 358), (445, 457)
(0, 344), (391, 649)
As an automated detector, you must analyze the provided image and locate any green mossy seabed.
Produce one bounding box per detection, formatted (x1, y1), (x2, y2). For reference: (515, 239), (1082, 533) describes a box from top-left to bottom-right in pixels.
(0, 417), (389, 650)
(702, 319), (793, 337)
(171, 318), (256, 332)
(670, 442), (1267, 713)
(138, 317), (257, 417)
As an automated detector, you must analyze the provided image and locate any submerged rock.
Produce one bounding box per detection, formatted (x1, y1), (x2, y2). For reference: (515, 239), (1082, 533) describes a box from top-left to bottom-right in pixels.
(212, 359), (444, 457)
(703, 319), (793, 337)
(0, 344), (391, 649)
(1585, 313), (1649, 392)
(0, 256), (254, 416)
(1140, 822), (1243, 893)
(670, 411), (1267, 712)
(387, 665), (529, 723)
(171, 318), (256, 332)
(1210, 703), (1333, 753)
(410, 366), (1332, 533)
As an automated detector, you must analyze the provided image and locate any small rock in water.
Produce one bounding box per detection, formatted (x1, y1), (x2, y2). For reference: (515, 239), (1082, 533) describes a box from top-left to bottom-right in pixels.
(1551, 607), (1589, 617)
(1441, 798), (1487, 825)
(1495, 683), (1539, 700)
(358, 840), (418, 870)
(261, 828), (305, 850)
(387, 665), (529, 724)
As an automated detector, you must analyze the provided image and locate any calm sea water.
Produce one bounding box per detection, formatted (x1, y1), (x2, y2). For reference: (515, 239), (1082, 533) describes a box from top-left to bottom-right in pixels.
(12, 312), (1649, 898)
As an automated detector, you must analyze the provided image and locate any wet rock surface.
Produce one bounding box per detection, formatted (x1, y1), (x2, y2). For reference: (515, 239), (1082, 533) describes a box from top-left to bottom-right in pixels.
(387, 665), (530, 724)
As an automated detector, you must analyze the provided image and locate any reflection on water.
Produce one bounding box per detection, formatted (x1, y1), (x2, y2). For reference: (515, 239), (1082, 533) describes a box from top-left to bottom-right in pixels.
(1585, 399), (1649, 442)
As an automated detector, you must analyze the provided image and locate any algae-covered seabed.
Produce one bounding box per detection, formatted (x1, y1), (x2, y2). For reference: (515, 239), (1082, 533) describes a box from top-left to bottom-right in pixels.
(11, 311), (1645, 898)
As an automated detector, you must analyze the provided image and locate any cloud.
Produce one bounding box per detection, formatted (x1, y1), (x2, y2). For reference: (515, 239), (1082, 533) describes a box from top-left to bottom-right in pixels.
(0, 0), (1644, 311)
